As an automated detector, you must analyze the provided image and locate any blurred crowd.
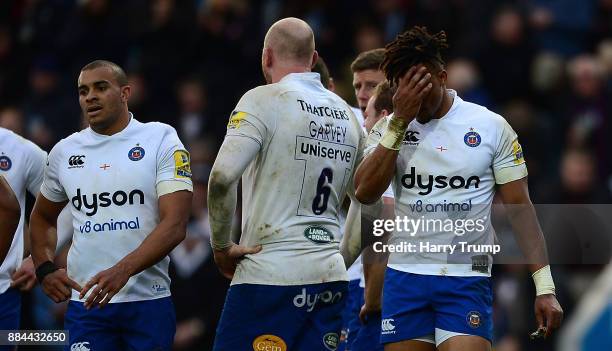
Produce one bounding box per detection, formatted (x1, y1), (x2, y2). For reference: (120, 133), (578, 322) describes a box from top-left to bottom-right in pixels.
(0, 0), (611, 350)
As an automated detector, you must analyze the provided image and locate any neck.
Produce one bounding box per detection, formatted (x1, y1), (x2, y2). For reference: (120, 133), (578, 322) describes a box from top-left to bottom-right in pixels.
(92, 109), (130, 136)
(270, 64), (310, 83)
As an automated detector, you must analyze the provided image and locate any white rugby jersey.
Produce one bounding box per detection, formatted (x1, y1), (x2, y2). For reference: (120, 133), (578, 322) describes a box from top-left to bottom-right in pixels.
(0, 128), (46, 294)
(225, 72), (365, 285)
(366, 90), (527, 277)
(40, 116), (193, 302)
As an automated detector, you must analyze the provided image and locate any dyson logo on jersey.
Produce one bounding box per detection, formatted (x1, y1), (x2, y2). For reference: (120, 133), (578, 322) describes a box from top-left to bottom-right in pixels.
(79, 217), (140, 234)
(401, 167), (480, 195)
(293, 288), (343, 312)
(71, 188), (145, 216)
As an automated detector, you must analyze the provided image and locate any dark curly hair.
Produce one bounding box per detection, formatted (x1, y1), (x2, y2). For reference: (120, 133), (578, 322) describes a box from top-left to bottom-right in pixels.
(381, 26), (448, 85)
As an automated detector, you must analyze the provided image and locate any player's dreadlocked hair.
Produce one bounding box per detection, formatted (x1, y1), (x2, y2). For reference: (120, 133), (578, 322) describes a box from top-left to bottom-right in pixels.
(381, 26), (449, 85)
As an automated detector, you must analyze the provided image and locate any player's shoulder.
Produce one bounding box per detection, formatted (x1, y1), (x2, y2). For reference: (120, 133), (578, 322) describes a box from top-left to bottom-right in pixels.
(0, 127), (45, 155)
(239, 84), (284, 105)
(456, 95), (509, 128)
(135, 120), (178, 137)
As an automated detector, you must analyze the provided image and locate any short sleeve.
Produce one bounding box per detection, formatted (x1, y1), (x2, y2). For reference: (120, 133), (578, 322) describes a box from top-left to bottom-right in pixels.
(225, 88), (274, 147)
(382, 185), (394, 199)
(24, 142), (47, 196)
(364, 116), (389, 156)
(40, 143), (68, 202)
(156, 126), (194, 197)
(493, 119), (528, 184)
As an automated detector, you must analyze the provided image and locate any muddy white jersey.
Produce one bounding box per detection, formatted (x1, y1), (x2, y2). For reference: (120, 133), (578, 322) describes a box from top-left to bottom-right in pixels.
(225, 72), (365, 285)
(40, 116), (192, 302)
(366, 90), (527, 277)
(0, 128), (46, 294)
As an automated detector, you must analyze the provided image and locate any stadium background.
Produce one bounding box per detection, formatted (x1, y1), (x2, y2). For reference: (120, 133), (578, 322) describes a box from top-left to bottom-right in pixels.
(0, 0), (611, 350)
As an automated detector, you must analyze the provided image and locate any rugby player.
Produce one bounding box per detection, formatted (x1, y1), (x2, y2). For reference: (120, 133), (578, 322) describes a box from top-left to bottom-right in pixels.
(351, 81), (397, 351)
(0, 126), (47, 345)
(355, 27), (563, 351)
(209, 18), (365, 350)
(341, 48), (389, 351)
(30, 60), (193, 351)
(0, 176), (20, 263)
(312, 56), (336, 91)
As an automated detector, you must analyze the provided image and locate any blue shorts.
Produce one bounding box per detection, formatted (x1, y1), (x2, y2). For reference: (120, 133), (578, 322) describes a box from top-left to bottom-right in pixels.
(0, 288), (20, 351)
(339, 279), (362, 351)
(214, 281), (347, 351)
(64, 297), (176, 351)
(351, 312), (383, 351)
(381, 268), (493, 344)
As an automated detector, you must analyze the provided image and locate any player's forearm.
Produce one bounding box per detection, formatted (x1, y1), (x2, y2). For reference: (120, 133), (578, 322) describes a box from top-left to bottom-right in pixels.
(118, 211), (189, 277)
(354, 147), (397, 204)
(29, 210), (58, 267)
(505, 201), (549, 271)
(363, 261), (386, 308)
(208, 169), (239, 250)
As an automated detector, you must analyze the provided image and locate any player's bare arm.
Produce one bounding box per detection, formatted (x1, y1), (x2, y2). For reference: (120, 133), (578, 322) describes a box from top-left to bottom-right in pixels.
(0, 176), (20, 263)
(498, 178), (564, 337)
(79, 189), (192, 309)
(30, 194), (80, 303)
(208, 135), (263, 279)
(360, 196), (394, 322)
(355, 66), (431, 204)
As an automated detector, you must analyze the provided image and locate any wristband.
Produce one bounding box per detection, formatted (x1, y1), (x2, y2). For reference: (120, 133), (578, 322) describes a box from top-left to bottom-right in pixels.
(532, 265), (556, 296)
(35, 261), (58, 283)
(379, 117), (408, 150)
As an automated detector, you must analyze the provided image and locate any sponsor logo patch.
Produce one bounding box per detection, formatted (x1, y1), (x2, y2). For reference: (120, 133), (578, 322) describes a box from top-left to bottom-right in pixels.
(403, 130), (420, 145)
(512, 139), (525, 164)
(467, 310), (482, 328)
(0, 155), (12, 171)
(252, 334), (287, 351)
(293, 288), (343, 312)
(381, 318), (396, 334)
(471, 255), (489, 273)
(323, 332), (339, 350)
(151, 280), (168, 295)
(70, 342), (91, 351)
(68, 155), (86, 169)
(173, 150), (192, 178)
(228, 111), (247, 129)
(304, 226), (334, 244)
(323, 333), (340, 351)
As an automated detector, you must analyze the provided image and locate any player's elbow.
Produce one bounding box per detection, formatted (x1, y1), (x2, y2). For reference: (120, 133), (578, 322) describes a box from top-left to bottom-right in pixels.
(169, 216), (189, 246)
(355, 186), (379, 205)
(208, 169), (234, 199)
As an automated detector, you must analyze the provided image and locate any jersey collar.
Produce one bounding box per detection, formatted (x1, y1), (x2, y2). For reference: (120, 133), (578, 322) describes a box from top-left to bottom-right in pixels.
(280, 72), (321, 85)
(87, 112), (137, 139)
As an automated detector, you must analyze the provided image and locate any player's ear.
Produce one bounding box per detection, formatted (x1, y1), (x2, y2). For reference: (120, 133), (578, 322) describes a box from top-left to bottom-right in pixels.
(438, 69), (448, 86)
(328, 77), (336, 92)
(120, 85), (131, 103)
(380, 109), (390, 118)
(311, 50), (319, 69)
(263, 47), (273, 68)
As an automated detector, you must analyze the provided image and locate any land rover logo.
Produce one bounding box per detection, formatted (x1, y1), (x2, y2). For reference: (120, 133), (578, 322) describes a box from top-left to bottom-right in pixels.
(323, 332), (339, 350)
(304, 226), (334, 244)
